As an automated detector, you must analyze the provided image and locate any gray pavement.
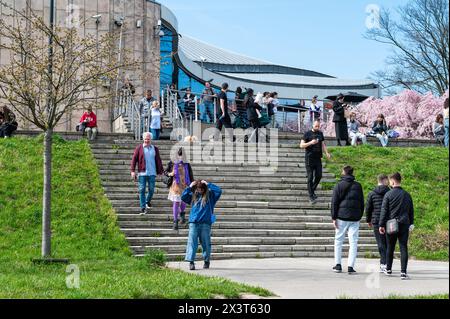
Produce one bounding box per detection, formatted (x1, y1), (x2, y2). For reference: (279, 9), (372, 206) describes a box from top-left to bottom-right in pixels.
(168, 258), (449, 299)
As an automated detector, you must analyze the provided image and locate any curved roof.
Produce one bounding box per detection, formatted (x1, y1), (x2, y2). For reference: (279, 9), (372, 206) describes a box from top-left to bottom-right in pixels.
(219, 72), (375, 87)
(179, 35), (270, 65)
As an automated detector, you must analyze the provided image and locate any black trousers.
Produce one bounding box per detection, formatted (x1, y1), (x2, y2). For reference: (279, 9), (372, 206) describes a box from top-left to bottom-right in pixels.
(373, 224), (387, 265)
(215, 114), (233, 141)
(386, 223), (410, 273)
(305, 158), (322, 198)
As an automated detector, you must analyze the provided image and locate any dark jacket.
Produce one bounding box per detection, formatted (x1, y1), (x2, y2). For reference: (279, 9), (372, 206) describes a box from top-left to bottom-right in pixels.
(365, 185), (390, 225)
(131, 144), (164, 175)
(331, 175), (365, 221)
(165, 161), (194, 182)
(332, 101), (346, 123)
(245, 96), (262, 121)
(372, 120), (388, 134)
(379, 187), (414, 227)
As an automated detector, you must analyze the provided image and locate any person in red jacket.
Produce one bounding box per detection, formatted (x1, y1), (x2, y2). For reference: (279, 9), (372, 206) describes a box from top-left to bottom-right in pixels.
(79, 107), (98, 140)
(131, 132), (164, 214)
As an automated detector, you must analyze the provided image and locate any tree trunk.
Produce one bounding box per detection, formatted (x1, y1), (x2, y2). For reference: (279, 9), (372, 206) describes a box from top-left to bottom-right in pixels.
(42, 128), (52, 258)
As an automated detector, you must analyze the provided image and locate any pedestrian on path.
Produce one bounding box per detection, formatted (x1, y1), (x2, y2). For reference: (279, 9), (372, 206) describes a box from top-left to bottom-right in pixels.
(300, 120), (331, 203)
(379, 173), (415, 280)
(365, 174), (390, 272)
(166, 147), (194, 230)
(331, 166), (364, 274)
(182, 180), (222, 271)
(131, 132), (164, 215)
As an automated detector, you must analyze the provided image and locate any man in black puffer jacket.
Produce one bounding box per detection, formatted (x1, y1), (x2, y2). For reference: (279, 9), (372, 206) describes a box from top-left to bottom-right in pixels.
(365, 175), (390, 272)
(331, 166), (364, 274)
(379, 173), (415, 280)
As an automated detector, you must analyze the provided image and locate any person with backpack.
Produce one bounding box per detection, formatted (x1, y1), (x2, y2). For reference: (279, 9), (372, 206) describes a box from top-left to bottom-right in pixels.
(331, 166), (365, 274)
(0, 106), (18, 138)
(182, 180), (222, 271)
(379, 173), (415, 280)
(166, 147), (194, 230)
(365, 174), (390, 272)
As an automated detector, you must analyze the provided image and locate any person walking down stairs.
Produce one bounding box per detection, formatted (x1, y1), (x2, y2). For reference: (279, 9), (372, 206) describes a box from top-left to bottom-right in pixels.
(130, 132), (164, 215)
(182, 180), (222, 271)
(166, 148), (194, 230)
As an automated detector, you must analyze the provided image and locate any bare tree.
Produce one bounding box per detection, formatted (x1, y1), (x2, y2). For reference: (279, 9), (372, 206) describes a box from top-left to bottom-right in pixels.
(0, 1), (138, 259)
(366, 0), (449, 95)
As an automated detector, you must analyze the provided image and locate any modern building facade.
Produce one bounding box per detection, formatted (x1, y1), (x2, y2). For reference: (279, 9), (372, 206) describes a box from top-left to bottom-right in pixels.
(160, 4), (380, 105)
(0, 1), (379, 133)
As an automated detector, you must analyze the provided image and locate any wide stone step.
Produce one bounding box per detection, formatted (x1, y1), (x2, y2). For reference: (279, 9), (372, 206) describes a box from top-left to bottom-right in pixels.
(119, 221), (370, 231)
(90, 148), (306, 156)
(107, 193), (332, 202)
(117, 214), (330, 223)
(97, 169), (335, 179)
(95, 159), (311, 168)
(123, 229), (373, 238)
(131, 244), (379, 255)
(109, 200), (331, 209)
(106, 188), (332, 196)
(101, 182), (322, 191)
(127, 236), (376, 246)
(114, 207), (331, 216)
(100, 175), (335, 184)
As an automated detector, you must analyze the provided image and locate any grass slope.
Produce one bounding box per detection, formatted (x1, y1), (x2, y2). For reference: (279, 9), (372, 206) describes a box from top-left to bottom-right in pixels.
(324, 146), (449, 261)
(0, 136), (271, 299)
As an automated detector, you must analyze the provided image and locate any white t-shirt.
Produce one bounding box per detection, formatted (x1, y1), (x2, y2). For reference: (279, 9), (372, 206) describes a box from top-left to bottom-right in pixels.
(150, 108), (161, 129)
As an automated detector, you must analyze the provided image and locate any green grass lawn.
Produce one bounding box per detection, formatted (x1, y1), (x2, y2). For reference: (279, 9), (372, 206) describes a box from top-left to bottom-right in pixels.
(0, 136), (272, 299)
(324, 145), (449, 261)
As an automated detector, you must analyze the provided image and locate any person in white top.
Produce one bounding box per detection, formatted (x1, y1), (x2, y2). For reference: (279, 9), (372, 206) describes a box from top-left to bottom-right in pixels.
(150, 101), (162, 140)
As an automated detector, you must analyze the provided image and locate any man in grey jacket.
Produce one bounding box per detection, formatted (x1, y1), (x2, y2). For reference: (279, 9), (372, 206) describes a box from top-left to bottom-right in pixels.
(379, 172), (415, 280)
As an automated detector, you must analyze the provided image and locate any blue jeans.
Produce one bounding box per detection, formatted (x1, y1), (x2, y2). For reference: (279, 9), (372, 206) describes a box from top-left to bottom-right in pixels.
(151, 129), (160, 140)
(334, 219), (360, 268)
(185, 223), (212, 263)
(138, 175), (156, 209)
(201, 101), (214, 123)
(444, 118), (449, 147)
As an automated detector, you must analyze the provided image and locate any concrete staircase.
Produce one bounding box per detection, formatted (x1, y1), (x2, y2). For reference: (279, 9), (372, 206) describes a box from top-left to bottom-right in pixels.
(91, 138), (379, 261)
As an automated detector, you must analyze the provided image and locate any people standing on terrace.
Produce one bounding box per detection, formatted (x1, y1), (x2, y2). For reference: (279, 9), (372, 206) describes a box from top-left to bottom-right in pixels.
(139, 90), (156, 133)
(333, 93), (351, 146)
(150, 101), (162, 141)
(201, 82), (215, 124)
(214, 83), (233, 141)
(182, 88), (197, 120)
(245, 88), (262, 143)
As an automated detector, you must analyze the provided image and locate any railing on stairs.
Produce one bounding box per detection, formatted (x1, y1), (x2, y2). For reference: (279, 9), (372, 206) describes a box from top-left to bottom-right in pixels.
(114, 89), (142, 141)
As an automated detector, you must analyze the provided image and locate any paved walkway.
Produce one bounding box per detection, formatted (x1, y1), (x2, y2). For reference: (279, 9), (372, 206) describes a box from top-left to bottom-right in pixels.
(168, 258), (449, 299)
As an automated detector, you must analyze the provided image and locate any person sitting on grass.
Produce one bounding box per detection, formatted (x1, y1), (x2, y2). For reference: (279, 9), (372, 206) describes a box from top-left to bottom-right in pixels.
(181, 180), (222, 271)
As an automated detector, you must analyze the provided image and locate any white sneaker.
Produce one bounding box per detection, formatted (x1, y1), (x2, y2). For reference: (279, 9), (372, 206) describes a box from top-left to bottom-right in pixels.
(380, 264), (387, 273)
(401, 273), (410, 280)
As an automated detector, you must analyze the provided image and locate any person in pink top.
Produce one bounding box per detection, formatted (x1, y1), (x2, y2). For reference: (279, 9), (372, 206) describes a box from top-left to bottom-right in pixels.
(79, 106), (98, 140)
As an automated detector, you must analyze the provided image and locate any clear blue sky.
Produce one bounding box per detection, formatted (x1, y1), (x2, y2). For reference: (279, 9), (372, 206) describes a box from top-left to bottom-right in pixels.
(160, 0), (409, 80)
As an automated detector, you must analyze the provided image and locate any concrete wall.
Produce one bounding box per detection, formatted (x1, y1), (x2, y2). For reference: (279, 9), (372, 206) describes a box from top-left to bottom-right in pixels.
(0, 0), (161, 133)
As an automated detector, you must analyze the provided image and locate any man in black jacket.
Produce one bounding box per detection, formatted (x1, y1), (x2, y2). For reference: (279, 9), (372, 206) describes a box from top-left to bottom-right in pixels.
(379, 173), (415, 280)
(365, 174), (390, 272)
(331, 166), (364, 274)
(332, 94), (350, 146)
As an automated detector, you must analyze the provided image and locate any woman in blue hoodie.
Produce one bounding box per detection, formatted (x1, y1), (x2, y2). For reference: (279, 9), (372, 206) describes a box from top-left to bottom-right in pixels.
(181, 180), (222, 271)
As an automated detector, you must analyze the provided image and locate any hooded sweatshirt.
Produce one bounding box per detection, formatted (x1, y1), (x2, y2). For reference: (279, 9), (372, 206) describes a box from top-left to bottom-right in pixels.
(365, 185), (390, 225)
